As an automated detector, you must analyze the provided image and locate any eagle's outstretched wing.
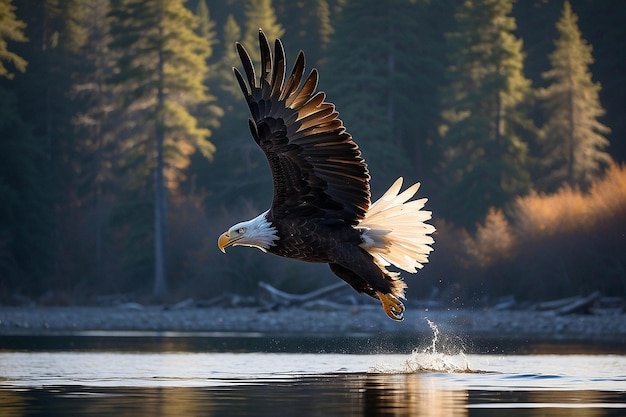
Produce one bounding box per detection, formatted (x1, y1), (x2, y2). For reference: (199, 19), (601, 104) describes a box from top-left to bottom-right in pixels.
(234, 30), (370, 224)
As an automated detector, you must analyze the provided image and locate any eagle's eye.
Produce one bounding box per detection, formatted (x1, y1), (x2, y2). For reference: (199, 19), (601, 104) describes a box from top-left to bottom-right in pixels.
(237, 227), (246, 234)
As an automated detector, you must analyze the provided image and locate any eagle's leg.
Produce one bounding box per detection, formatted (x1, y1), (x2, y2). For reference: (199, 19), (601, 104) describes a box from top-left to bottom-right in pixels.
(375, 291), (404, 321)
(328, 262), (405, 321)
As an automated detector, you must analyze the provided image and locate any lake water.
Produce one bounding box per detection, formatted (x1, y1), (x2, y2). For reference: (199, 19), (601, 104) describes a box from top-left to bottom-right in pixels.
(0, 332), (624, 416)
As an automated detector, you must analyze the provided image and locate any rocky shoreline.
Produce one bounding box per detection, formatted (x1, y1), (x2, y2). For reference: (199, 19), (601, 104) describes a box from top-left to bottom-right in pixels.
(0, 304), (624, 347)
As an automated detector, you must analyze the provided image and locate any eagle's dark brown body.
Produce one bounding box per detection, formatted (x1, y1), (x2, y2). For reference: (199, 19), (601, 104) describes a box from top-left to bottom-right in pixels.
(265, 214), (389, 298)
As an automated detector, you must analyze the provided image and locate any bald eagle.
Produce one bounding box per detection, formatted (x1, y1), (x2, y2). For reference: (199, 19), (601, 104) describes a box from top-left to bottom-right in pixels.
(218, 30), (435, 320)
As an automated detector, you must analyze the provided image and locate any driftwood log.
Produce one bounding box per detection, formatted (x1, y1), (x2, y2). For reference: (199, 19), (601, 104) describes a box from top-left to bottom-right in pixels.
(258, 281), (349, 309)
(167, 287), (621, 315)
(537, 291), (602, 315)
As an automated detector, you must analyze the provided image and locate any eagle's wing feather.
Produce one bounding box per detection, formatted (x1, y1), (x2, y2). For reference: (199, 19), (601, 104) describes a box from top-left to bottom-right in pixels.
(235, 30), (370, 223)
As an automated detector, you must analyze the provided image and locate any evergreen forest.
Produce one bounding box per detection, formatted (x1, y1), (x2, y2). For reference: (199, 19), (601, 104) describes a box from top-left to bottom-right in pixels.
(1, 0), (624, 307)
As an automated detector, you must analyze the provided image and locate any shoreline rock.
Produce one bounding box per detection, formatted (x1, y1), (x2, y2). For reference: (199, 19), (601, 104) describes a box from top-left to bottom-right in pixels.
(0, 305), (624, 347)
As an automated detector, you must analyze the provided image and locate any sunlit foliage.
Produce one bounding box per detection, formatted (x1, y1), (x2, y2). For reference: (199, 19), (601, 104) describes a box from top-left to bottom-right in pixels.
(0, 0), (27, 78)
(429, 163), (626, 302)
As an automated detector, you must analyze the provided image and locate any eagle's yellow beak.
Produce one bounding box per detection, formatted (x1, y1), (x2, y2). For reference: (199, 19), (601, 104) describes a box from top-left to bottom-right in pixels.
(218, 231), (240, 253)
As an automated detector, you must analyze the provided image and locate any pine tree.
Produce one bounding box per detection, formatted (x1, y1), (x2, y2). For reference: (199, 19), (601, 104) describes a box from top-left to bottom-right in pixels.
(274, 0), (333, 66)
(195, 0), (216, 57)
(0, 87), (54, 296)
(537, 0), (611, 191)
(8, 0), (83, 297)
(204, 9), (282, 209)
(108, 0), (217, 298)
(59, 0), (88, 53)
(324, 0), (405, 186)
(67, 0), (115, 280)
(438, 0), (533, 228)
(215, 15), (242, 104)
(315, 0), (333, 52)
(0, 0), (28, 78)
(514, 1), (625, 168)
(324, 0), (449, 191)
(207, 15), (268, 205)
(242, 0), (284, 65)
(195, 0), (222, 132)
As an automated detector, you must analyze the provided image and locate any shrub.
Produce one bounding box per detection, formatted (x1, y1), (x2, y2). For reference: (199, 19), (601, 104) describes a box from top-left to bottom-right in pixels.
(431, 163), (626, 303)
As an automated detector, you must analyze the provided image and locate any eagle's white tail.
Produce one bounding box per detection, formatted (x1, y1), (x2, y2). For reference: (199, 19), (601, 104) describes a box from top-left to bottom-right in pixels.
(357, 177), (435, 277)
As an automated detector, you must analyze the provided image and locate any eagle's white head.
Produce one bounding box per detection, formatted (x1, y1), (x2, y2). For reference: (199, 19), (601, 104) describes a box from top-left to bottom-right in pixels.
(218, 211), (278, 253)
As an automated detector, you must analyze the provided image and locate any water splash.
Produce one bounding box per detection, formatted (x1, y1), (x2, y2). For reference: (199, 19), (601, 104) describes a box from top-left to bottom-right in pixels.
(404, 317), (471, 373)
(425, 318), (439, 354)
(404, 350), (471, 373)
(371, 317), (474, 374)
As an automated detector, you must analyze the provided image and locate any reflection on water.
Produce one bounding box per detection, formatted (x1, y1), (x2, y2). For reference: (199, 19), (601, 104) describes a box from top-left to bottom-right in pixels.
(0, 334), (625, 417)
(1, 371), (625, 417)
(0, 375), (471, 417)
(363, 374), (469, 417)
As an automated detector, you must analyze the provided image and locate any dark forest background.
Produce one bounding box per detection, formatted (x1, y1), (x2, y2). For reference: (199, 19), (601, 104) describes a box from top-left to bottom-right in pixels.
(1, 0), (624, 307)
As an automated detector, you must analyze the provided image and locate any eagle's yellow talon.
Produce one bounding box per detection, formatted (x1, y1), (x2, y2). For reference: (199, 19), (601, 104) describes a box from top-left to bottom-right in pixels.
(376, 291), (404, 321)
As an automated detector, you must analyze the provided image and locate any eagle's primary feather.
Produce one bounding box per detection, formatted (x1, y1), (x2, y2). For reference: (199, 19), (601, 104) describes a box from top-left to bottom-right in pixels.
(218, 30), (435, 320)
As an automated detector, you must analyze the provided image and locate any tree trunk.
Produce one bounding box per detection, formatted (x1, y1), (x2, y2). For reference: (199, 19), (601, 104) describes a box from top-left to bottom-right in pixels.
(494, 89), (503, 148)
(153, 17), (168, 299)
(567, 75), (575, 186)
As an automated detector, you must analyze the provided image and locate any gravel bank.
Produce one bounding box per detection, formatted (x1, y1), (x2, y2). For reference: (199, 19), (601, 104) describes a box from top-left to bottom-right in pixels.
(0, 305), (624, 345)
